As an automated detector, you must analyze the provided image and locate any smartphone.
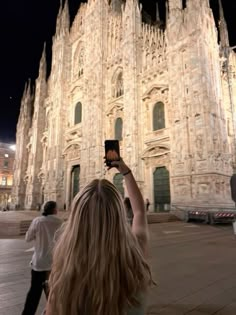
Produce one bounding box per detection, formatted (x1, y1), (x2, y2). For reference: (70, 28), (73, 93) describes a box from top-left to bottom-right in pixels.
(105, 140), (120, 167)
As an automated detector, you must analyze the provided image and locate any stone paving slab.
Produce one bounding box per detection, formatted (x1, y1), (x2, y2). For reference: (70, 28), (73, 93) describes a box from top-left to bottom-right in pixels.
(0, 222), (236, 315)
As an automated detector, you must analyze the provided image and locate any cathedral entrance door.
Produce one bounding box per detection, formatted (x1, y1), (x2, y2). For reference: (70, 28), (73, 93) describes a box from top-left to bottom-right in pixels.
(113, 174), (124, 198)
(153, 167), (170, 212)
(71, 165), (80, 200)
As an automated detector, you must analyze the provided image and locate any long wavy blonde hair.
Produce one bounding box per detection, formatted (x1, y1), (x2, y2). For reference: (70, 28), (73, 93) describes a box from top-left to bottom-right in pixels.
(48, 179), (152, 315)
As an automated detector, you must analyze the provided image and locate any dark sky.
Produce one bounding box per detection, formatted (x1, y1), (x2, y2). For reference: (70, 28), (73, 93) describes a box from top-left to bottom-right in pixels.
(0, 0), (235, 143)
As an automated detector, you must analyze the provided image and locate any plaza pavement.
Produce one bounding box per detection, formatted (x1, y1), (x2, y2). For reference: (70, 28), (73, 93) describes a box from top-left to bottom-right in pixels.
(0, 222), (236, 314)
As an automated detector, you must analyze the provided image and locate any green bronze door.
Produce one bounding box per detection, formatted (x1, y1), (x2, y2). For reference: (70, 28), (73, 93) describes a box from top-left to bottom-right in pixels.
(72, 165), (80, 199)
(113, 174), (124, 198)
(153, 167), (170, 212)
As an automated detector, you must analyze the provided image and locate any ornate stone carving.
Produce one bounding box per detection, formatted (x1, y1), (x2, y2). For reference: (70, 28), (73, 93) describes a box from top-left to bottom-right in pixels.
(141, 145), (170, 160)
(198, 183), (210, 195)
(65, 125), (82, 143)
(68, 149), (80, 160)
(63, 144), (81, 161)
(106, 102), (123, 117)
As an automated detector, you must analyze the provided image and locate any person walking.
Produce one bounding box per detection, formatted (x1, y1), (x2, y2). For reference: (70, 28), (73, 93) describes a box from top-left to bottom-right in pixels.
(45, 159), (153, 315)
(146, 198), (150, 212)
(22, 201), (62, 315)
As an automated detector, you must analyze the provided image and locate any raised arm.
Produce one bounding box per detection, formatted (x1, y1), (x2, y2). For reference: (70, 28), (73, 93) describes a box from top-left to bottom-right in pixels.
(110, 159), (148, 254)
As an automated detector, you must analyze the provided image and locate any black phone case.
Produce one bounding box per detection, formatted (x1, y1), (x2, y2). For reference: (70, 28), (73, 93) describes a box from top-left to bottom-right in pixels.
(105, 140), (120, 166)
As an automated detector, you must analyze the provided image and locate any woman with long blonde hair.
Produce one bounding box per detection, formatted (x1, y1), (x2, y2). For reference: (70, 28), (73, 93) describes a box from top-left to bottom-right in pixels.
(46, 159), (153, 315)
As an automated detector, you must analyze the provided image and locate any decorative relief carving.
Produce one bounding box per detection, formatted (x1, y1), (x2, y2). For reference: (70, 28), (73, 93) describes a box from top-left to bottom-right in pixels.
(106, 103), (123, 117)
(65, 126), (82, 143)
(143, 85), (169, 102)
(175, 139), (183, 163)
(63, 144), (81, 161)
(197, 183), (210, 195)
(142, 24), (167, 72)
(196, 134), (203, 151)
(56, 171), (64, 189)
(196, 160), (207, 171)
(215, 180), (221, 195)
(68, 149), (80, 160)
(172, 178), (191, 198)
(107, 14), (122, 56)
(41, 131), (48, 146)
(174, 163), (185, 175)
(141, 145), (170, 160)
(195, 114), (203, 127)
(208, 153), (232, 174)
(195, 134), (206, 160)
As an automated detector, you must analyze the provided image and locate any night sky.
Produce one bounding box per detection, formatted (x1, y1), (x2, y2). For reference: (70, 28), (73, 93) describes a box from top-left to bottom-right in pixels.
(0, 0), (235, 143)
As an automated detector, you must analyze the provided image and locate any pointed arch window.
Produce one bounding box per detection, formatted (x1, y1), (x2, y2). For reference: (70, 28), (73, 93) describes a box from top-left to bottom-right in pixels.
(75, 102), (82, 125)
(113, 71), (124, 98)
(78, 49), (84, 78)
(153, 102), (165, 131)
(115, 117), (123, 141)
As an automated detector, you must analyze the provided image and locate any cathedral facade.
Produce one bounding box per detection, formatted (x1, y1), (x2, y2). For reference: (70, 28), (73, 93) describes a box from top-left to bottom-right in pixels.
(12, 0), (236, 213)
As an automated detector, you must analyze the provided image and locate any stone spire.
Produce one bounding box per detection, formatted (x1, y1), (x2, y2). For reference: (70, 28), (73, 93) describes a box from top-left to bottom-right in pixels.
(55, 0), (70, 38)
(218, 0), (229, 48)
(55, 1), (63, 34)
(156, 2), (160, 23)
(61, 0), (70, 33)
(123, 0), (141, 16)
(21, 79), (32, 102)
(168, 0), (182, 12)
(26, 78), (32, 98)
(22, 81), (28, 101)
(18, 79), (34, 125)
(39, 43), (47, 80)
(166, 0), (169, 21)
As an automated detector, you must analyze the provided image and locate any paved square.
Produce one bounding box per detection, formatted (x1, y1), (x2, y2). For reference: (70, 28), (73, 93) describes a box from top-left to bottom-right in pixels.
(0, 222), (236, 315)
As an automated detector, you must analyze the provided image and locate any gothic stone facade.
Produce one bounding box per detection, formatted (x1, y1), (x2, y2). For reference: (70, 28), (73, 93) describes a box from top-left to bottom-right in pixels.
(12, 0), (236, 212)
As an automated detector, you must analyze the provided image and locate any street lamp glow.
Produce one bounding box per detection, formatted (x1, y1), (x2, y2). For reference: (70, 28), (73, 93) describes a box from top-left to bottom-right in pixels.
(9, 145), (16, 151)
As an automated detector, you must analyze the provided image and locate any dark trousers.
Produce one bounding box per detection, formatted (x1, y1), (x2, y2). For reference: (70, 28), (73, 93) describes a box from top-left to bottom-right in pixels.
(22, 269), (50, 315)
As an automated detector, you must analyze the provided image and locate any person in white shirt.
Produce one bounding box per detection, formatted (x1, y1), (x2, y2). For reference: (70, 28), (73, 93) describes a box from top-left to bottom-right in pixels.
(22, 201), (62, 315)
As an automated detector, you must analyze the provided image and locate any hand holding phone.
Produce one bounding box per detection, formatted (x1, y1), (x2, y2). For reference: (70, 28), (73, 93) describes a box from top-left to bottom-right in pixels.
(105, 140), (120, 167)
(108, 158), (131, 176)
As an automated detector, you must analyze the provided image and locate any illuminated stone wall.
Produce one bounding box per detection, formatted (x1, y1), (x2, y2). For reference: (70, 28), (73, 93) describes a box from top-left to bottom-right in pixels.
(12, 0), (236, 212)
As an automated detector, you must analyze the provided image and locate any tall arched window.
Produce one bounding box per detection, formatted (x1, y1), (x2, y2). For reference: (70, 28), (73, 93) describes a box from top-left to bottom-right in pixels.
(116, 72), (124, 97)
(153, 102), (165, 131)
(115, 117), (123, 141)
(74, 102), (82, 125)
(73, 46), (84, 79)
(78, 49), (84, 77)
(112, 71), (124, 98)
